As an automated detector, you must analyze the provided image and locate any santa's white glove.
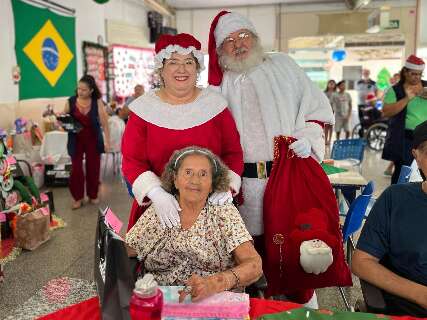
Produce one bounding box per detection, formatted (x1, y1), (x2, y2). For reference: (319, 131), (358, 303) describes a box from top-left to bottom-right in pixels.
(289, 138), (311, 158)
(208, 190), (233, 205)
(299, 239), (333, 275)
(147, 186), (181, 228)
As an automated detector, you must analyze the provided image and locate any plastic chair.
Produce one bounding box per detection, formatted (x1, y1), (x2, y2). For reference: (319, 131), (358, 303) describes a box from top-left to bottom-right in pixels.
(339, 192), (373, 311)
(339, 181), (374, 217)
(397, 165), (412, 184)
(331, 139), (367, 173)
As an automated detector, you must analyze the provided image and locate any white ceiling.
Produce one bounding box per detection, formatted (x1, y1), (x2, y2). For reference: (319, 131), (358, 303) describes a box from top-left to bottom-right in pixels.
(166, 0), (343, 9)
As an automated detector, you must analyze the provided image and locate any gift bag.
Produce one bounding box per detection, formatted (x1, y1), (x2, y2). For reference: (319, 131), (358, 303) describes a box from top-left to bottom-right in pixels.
(15, 206), (50, 250)
(263, 136), (352, 298)
(94, 209), (138, 320)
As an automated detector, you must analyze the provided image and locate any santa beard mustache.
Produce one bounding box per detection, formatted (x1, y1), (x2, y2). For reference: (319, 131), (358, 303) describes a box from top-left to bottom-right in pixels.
(218, 41), (265, 74)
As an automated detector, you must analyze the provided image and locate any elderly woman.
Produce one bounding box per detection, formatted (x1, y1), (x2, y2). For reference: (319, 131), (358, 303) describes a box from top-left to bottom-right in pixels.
(122, 33), (243, 231)
(126, 147), (262, 302)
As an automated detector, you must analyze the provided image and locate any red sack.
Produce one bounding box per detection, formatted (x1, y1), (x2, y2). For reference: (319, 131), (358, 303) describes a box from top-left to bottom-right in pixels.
(263, 136), (352, 298)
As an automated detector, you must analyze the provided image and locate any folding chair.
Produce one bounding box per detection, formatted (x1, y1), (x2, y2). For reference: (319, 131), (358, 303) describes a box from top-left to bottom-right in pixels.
(397, 165), (412, 184)
(331, 139), (367, 173)
(94, 208), (139, 320)
(338, 192), (373, 311)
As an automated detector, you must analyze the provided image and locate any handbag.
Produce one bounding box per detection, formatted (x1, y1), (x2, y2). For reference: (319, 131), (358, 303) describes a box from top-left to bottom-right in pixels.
(15, 206), (50, 250)
(263, 136), (352, 298)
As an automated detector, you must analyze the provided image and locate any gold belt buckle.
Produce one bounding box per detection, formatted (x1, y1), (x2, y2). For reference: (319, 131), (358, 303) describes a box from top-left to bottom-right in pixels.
(256, 161), (268, 179)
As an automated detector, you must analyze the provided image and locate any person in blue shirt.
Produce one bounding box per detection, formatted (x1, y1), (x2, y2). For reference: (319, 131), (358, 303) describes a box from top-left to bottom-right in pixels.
(352, 119), (427, 316)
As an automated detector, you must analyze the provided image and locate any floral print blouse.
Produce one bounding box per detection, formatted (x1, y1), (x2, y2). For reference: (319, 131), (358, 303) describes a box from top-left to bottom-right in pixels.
(125, 203), (252, 285)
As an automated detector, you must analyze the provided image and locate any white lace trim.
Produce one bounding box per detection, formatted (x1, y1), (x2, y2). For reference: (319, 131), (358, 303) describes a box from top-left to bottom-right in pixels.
(154, 45), (205, 70)
(129, 88), (227, 130)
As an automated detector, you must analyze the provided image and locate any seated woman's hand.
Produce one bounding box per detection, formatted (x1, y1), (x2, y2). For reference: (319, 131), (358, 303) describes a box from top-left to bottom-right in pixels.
(178, 274), (216, 303)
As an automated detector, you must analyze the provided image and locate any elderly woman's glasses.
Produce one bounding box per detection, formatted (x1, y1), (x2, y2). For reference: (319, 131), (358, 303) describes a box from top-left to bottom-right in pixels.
(223, 32), (251, 48)
(164, 59), (196, 70)
(179, 168), (211, 181)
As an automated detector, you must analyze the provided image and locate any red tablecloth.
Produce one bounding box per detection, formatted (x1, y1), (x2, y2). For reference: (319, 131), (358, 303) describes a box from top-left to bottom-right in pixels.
(36, 296), (426, 320)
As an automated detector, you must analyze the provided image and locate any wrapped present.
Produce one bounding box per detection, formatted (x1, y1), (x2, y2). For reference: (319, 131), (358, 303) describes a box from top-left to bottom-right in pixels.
(161, 286), (250, 319)
(15, 206), (50, 250)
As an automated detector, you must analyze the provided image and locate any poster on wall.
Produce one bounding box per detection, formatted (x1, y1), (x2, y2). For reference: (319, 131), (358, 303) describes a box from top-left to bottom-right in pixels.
(11, 0), (77, 100)
(82, 41), (108, 100)
(111, 45), (156, 99)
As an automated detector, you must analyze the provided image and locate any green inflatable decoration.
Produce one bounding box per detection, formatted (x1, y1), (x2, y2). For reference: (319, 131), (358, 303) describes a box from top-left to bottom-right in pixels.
(94, 0), (110, 3)
(376, 67), (392, 91)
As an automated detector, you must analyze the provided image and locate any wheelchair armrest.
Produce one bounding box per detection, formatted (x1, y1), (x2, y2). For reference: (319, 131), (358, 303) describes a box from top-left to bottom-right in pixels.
(360, 278), (387, 313)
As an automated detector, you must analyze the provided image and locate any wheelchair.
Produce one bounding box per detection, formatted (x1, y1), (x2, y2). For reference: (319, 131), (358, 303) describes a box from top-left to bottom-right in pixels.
(351, 105), (388, 152)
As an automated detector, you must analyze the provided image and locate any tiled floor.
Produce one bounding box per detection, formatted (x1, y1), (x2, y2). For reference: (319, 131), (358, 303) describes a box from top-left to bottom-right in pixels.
(0, 147), (392, 318)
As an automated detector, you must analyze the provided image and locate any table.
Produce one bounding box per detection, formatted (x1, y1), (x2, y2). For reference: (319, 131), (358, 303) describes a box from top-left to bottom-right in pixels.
(36, 296), (427, 320)
(327, 161), (368, 204)
(36, 296), (301, 320)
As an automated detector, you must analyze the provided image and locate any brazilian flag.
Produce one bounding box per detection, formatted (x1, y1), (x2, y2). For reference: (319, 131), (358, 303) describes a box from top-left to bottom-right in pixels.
(12, 0), (77, 100)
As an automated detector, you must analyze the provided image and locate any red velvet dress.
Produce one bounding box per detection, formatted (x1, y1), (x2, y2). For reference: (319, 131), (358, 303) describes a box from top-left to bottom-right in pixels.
(121, 89), (243, 230)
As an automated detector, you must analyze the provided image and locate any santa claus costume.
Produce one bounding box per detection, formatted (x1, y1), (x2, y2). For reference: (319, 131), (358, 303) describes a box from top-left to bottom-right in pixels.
(122, 33), (243, 230)
(208, 11), (342, 306)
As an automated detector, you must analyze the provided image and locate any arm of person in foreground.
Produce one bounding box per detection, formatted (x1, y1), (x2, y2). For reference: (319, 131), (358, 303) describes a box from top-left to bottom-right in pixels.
(352, 249), (427, 309)
(382, 85), (421, 118)
(179, 241), (263, 302)
(98, 99), (111, 152)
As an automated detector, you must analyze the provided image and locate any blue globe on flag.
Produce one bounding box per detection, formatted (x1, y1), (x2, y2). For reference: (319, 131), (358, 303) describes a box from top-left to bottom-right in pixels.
(42, 38), (59, 71)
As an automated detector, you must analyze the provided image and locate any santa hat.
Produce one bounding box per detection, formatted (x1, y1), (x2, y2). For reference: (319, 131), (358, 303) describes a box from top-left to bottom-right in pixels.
(404, 54), (425, 71)
(365, 93), (377, 103)
(208, 11), (257, 86)
(154, 33), (204, 71)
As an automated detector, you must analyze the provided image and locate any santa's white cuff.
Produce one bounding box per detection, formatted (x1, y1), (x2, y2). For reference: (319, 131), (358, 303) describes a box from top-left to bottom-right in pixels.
(132, 171), (162, 205)
(228, 170), (241, 194)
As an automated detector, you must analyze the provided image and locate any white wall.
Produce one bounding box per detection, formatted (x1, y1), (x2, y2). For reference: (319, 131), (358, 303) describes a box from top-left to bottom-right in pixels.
(176, 5), (278, 52)
(0, 0), (150, 104)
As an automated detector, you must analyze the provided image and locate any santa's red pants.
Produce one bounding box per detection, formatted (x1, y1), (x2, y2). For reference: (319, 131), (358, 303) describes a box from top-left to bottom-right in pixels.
(253, 234), (314, 304)
(69, 134), (101, 201)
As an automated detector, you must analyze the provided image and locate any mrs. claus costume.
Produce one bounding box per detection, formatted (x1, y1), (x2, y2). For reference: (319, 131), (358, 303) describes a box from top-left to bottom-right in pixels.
(208, 11), (351, 305)
(122, 33), (243, 230)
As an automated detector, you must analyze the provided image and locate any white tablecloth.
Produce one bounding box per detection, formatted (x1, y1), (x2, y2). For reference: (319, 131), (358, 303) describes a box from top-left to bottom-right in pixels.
(40, 131), (69, 164)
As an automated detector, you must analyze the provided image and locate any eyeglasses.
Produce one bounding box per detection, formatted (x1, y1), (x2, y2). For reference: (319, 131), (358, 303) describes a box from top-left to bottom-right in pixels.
(164, 59), (196, 70)
(223, 31), (252, 48)
(179, 168), (211, 181)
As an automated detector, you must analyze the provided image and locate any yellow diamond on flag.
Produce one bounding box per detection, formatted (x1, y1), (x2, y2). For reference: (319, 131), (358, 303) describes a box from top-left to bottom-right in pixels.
(23, 20), (74, 87)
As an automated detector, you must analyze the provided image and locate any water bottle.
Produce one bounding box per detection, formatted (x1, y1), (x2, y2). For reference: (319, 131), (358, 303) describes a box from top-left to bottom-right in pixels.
(129, 273), (163, 320)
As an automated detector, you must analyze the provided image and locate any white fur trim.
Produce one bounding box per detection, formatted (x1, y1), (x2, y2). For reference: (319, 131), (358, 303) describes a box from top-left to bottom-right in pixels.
(154, 45), (205, 70)
(215, 12), (257, 48)
(405, 61), (425, 71)
(129, 88), (227, 130)
(292, 122), (326, 162)
(132, 171), (161, 205)
(228, 169), (241, 193)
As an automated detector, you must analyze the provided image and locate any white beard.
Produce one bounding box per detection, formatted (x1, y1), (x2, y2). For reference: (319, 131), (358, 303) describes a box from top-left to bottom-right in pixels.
(219, 42), (265, 74)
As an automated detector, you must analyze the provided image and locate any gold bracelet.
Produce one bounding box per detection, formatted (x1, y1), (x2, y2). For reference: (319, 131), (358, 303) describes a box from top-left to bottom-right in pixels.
(229, 268), (240, 289)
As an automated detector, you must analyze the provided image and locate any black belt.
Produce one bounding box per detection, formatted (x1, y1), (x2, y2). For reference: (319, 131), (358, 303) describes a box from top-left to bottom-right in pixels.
(243, 161), (273, 179)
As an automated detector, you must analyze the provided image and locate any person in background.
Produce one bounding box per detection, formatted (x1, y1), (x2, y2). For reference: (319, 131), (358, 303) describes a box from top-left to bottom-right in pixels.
(382, 55), (427, 184)
(352, 120), (427, 317)
(122, 84), (145, 121)
(331, 80), (352, 140)
(324, 79), (337, 145)
(356, 69), (377, 137)
(126, 147), (262, 302)
(121, 33), (243, 231)
(65, 74), (111, 209)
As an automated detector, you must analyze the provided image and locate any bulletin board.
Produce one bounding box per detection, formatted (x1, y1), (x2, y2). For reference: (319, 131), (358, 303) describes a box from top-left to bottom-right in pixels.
(110, 45), (157, 99)
(82, 41), (108, 100)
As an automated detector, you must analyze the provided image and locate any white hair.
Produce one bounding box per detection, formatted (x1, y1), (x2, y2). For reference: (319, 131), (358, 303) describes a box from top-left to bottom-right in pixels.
(218, 37), (265, 73)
